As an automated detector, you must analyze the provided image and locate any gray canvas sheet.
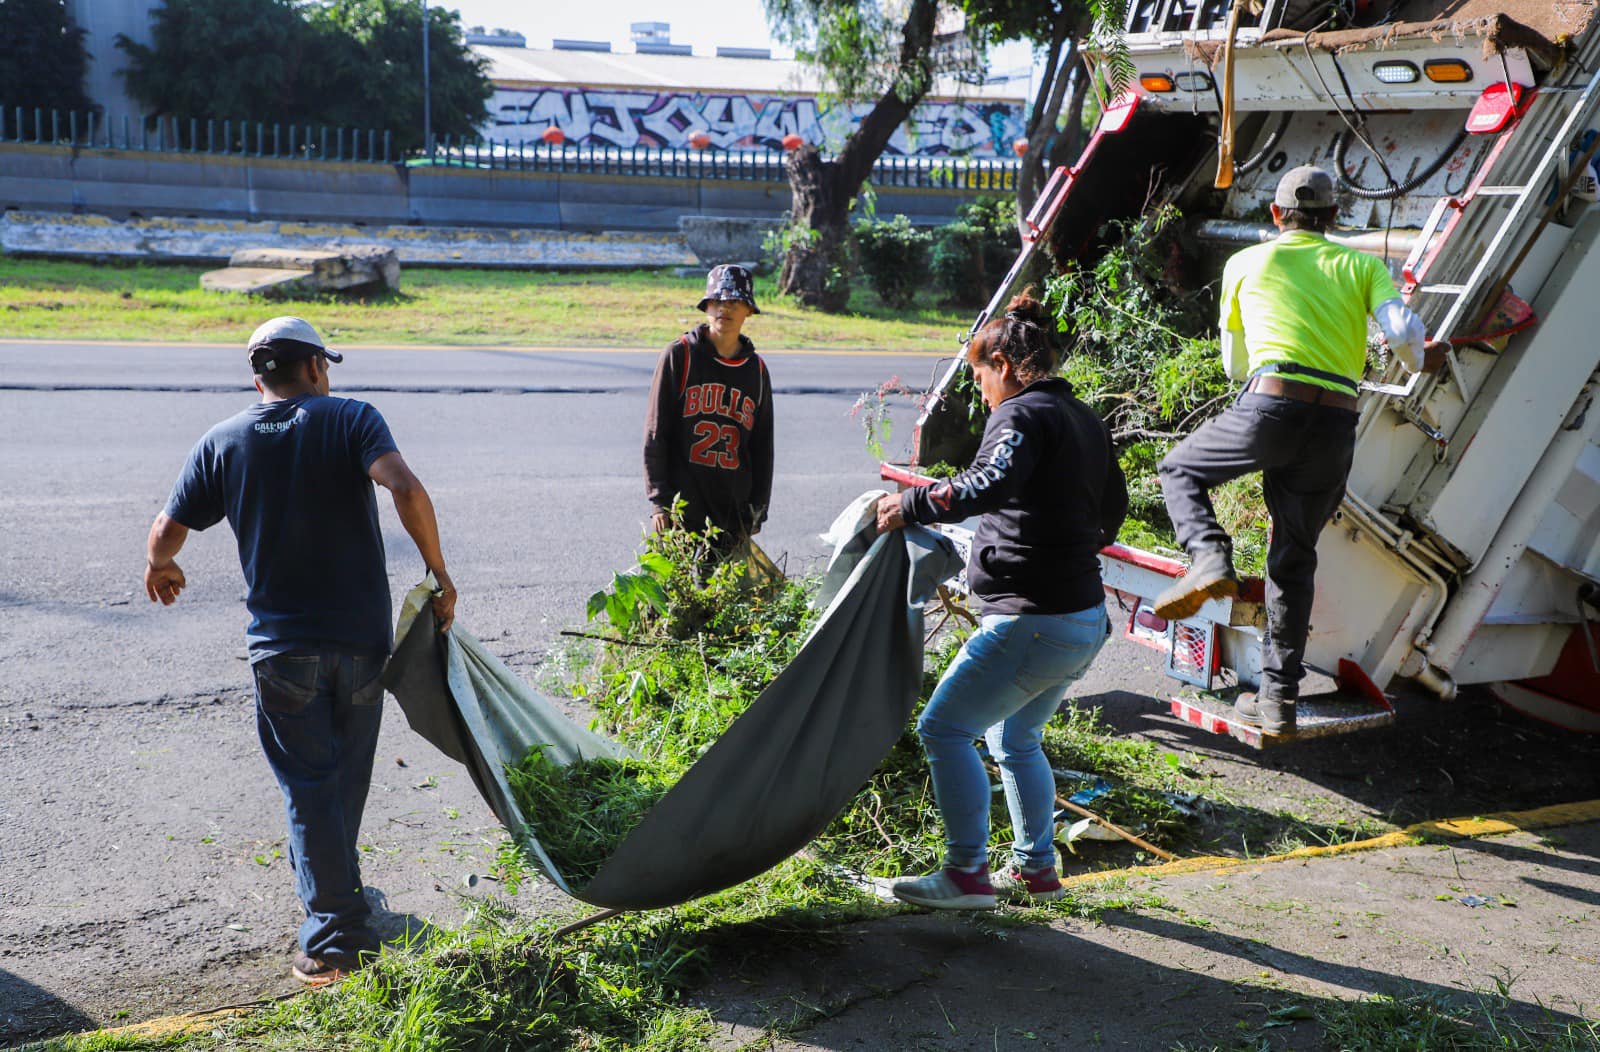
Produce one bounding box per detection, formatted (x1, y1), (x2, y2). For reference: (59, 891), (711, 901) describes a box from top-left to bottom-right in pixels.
(383, 506), (960, 910)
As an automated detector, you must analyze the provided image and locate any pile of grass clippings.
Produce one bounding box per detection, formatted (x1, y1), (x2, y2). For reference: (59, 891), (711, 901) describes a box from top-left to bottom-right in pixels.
(504, 744), (671, 890)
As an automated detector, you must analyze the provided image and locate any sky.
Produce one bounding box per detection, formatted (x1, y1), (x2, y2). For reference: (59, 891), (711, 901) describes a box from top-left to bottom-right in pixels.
(440, 0), (1039, 82)
(444, 0), (794, 54)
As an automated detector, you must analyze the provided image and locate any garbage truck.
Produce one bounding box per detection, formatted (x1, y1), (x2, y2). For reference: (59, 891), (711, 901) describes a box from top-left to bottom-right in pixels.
(884, 0), (1600, 745)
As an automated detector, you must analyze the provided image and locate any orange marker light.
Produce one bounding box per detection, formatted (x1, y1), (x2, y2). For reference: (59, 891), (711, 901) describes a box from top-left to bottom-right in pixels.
(1424, 59), (1473, 83)
(1139, 73), (1175, 93)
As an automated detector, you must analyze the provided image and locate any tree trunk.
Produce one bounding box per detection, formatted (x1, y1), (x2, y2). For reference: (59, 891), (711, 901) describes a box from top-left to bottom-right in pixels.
(777, 145), (853, 311)
(777, 0), (938, 310)
(1015, 12), (1091, 227)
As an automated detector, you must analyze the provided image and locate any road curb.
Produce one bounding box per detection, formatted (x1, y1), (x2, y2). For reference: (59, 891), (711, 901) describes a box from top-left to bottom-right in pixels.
(1060, 796), (1600, 889)
(51, 798), (1600, 1046)
(0, 338), (953, 358)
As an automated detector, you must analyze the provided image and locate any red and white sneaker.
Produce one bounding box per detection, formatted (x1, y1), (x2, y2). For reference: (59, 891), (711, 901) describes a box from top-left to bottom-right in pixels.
(891, 866), (997, 910)
(993, 865), (1067, 902)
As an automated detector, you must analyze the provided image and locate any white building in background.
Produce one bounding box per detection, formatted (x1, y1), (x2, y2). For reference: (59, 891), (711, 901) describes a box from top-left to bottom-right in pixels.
(469, 26), (1027, 158)
(64, 0), (158, 120)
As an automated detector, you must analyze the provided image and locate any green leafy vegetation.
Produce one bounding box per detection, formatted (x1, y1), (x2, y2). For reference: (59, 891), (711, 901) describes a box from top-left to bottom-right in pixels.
(930, 196), (1020, 307)
(117, 0), (490, 151)
(504, 748), (671, 890)
(1046, 206), (1266, 573)
(852, 213), (933, 310)
(0, 0), (91, 113)
(1316, 989), (1600, 1051)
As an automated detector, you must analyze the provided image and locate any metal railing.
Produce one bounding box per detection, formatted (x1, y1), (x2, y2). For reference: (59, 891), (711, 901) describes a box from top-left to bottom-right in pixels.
(1, 105), (1020, 191)
(1, 106), (397, 163)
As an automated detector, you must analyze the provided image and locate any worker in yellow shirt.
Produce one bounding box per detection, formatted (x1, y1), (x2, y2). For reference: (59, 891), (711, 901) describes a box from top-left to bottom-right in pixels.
(1153, 165), (1442, 733)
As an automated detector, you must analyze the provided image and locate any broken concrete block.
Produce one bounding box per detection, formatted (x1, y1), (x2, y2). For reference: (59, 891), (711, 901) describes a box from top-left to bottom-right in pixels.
(204, 244), (402, 297)
(199, 266), (318, 297)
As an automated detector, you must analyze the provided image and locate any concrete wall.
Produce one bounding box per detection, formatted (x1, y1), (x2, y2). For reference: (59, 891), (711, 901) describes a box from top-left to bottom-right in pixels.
(0, 211), (697, 269)
(0, 144), (986, 232)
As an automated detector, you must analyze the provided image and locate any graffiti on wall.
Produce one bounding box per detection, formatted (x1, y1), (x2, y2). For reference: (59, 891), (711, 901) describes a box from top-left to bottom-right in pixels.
(487, 87), (1024, 156)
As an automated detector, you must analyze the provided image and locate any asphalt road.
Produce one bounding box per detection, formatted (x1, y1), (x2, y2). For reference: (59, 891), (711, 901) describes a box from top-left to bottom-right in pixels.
(0, 340), (1182, 1043)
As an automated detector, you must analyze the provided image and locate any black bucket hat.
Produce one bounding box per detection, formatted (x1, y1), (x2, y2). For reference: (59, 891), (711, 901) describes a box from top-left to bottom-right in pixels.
(696, 264), (760, 314)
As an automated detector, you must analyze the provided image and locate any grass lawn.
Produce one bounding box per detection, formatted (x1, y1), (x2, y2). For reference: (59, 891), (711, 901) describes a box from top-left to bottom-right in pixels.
(0, 258), (974, 351)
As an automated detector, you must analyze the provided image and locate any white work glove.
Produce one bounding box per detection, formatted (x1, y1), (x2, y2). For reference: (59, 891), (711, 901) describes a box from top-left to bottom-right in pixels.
(1374, 298), (1427, 373)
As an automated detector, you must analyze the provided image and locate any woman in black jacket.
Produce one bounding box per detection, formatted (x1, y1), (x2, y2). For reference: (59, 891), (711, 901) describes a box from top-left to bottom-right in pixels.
(876, 292), (1126, 909)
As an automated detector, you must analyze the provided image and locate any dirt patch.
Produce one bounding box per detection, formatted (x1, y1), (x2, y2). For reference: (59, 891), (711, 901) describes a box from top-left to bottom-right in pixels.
(689, 821), (1600, 1050)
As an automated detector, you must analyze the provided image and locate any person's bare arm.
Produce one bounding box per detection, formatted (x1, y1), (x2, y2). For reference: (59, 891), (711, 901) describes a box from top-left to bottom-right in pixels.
(144, 513), (190, 605)
(368, 451), (456, 631)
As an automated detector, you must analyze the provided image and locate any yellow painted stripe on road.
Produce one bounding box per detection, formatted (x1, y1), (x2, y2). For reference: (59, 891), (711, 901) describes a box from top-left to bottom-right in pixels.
(77, 1006), (252, 1041)
(0, 337), (954, 358)
(1062, 796), (1600, 889)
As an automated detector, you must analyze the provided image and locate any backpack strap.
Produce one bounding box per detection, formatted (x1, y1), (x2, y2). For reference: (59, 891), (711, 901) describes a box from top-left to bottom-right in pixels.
(675, 335), (692, 398)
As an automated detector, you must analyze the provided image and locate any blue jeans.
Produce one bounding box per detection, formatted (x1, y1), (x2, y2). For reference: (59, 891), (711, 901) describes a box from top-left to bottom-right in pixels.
(917, 607), (1110, 871)
(252, 648), (386, 963)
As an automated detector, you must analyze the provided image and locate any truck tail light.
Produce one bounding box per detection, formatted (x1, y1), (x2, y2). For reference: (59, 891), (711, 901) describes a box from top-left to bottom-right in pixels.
(1174, 72), (1214, 92)
(1424, 59), (1473, 83)
(1372, 61), (1419, 84)
(1466, 81), (1530, 134)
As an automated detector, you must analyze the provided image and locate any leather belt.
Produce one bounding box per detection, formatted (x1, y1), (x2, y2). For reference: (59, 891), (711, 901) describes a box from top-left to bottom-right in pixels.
(1246, 375), (1358, 412)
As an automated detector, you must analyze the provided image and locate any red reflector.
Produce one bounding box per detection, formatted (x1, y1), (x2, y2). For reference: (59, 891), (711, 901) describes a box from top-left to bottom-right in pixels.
(1135, 608), (1169, 632)
(1098, 92), (1139, 134)
(1466, 81), (1530, 135)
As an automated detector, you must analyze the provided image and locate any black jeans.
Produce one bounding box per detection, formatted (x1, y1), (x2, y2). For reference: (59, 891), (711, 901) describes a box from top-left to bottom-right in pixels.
(1157, 393), (1356, 701)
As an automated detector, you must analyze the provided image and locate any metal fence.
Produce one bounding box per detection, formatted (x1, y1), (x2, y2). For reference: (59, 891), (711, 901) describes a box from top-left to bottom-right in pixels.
(1, 105), (1020, 191)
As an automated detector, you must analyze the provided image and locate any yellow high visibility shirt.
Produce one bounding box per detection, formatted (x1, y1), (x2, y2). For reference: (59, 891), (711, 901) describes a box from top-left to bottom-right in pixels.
(1218, 230), (1399, 395)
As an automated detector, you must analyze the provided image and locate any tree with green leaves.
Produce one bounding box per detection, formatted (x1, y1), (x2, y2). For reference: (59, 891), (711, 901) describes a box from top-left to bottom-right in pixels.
(306, 0), (491, 152)
(765, 0), (946, 310)
(117, 0), (489, 151)
(117, 0), (320, 124)
(0, 0), (92, 114)
(961, 0), (1131, 227)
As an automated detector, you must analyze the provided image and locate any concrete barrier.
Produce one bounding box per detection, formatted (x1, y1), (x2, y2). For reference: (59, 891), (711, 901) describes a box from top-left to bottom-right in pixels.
(0, 143), (987, 232)
(0, 211), (697, 269)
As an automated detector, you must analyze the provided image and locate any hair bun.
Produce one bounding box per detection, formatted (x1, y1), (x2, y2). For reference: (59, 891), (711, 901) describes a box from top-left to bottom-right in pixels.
(1003, 291), (1049, 327)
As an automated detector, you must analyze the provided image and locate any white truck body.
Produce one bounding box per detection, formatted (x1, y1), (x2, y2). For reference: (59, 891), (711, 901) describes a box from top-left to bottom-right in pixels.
(902, 0), (1600, 741)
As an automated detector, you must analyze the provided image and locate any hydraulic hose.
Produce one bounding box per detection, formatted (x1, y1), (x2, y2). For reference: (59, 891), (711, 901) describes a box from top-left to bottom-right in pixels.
(1334, 125), (1468, 199)
(1234, 112), (1292, 176)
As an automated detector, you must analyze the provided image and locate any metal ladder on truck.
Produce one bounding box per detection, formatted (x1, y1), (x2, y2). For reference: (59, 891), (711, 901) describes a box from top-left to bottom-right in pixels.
(1325, 34), (1600, 696)
(1379, 37), (1600, 423)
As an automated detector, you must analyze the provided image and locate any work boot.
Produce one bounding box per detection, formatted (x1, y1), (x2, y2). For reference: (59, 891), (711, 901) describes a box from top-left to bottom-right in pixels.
(1153, 546), (1238, 621)
(1233, 692), (1295, 734)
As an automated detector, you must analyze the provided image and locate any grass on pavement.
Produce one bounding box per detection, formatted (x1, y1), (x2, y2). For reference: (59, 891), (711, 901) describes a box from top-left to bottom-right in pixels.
(0, 258), (972, 351)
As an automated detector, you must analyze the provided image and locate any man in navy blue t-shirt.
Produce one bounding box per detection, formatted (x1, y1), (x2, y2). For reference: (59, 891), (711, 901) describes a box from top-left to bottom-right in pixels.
(144, 316), (456, 986)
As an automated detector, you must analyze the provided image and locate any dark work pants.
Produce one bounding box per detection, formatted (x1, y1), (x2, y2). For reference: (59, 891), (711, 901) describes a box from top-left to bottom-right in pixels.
(252, 649), (386, 964)
(1157, 393), (1356, 701)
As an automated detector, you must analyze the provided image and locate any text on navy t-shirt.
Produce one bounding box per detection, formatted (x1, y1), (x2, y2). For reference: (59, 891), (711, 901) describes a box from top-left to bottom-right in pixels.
(165, 393), (400, 660)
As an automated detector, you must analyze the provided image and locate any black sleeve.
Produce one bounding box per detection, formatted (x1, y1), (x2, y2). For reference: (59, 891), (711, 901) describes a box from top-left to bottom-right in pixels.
(748, 359), (774, 527)
(643, 342), (681, 511)
(900, 401), (1039, 525)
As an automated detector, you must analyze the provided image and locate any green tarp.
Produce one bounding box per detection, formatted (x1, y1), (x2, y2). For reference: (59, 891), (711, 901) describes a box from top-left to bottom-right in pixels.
(382, 497), (960, 910)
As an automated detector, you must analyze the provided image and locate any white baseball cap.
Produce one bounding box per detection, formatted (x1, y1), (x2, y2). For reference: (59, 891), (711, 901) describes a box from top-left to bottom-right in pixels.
(246, 316), (343, 373)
